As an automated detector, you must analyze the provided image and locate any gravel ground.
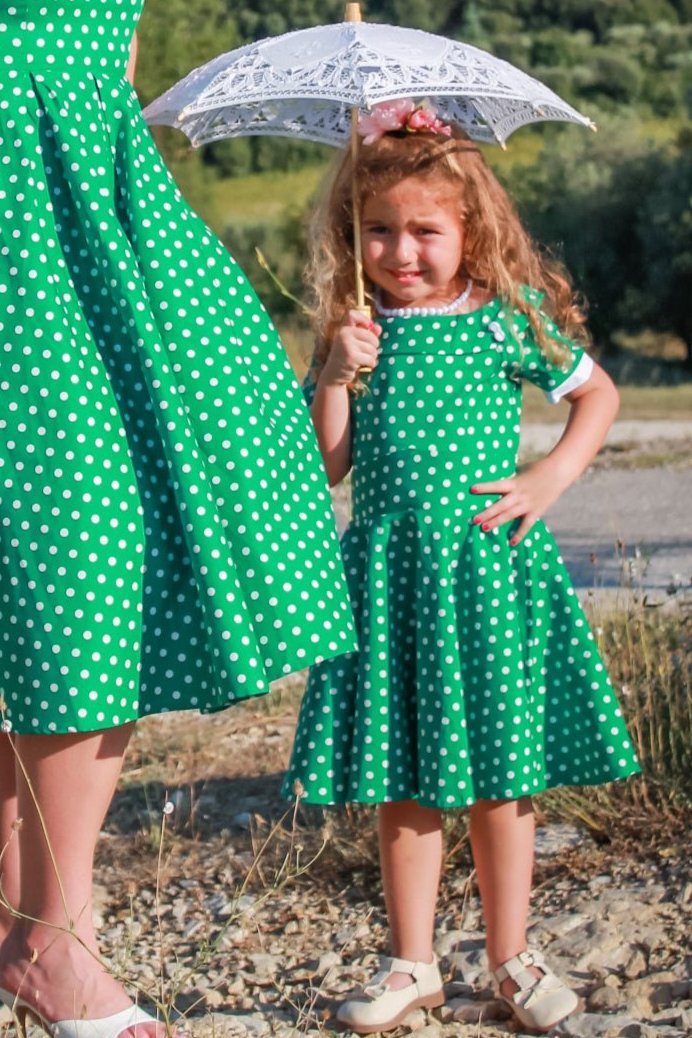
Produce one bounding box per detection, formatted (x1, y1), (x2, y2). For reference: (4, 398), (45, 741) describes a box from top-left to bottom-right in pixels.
(3, 700), (684, 1038)
(519, 420), (692, 458)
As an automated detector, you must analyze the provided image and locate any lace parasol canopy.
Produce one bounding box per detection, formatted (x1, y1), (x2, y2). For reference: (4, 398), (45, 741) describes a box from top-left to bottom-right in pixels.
(143, 21), (594, 148)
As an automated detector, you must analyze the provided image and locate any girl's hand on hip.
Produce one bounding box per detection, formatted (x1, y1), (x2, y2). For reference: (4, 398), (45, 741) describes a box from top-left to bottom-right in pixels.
(471, 460), (565, 545)
(321, 311), (381, 386)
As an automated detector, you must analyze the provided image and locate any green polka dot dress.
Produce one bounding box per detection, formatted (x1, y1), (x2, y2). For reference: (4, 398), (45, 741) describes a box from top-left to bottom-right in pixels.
(0, 0), (356, 734)
(284, 297), (640, 808)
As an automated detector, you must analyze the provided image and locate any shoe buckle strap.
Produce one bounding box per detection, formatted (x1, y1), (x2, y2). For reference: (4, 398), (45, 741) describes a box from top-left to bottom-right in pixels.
(363, 954), (427, 997)
(383, 955), (419, 976)
(362, 981), (387, 999)
(363, 971), (391, 999)
(496, 949), (558, 1002)
(495, 950), (536, 984)
(519, 972), (562, 1009)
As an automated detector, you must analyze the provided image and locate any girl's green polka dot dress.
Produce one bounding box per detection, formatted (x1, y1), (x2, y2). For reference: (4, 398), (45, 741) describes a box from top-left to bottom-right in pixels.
(0, 0), (356, 735)
(284, 299), (640, 808)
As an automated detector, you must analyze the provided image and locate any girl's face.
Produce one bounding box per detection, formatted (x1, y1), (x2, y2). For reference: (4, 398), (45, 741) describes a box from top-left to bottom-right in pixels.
(361, 175), (466, 310)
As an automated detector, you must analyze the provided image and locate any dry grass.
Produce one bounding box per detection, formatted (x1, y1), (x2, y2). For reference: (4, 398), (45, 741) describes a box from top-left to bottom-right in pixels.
(535, 598), (691, 842)
(116, 597), (690, 882)
(520, 382), (692, 423)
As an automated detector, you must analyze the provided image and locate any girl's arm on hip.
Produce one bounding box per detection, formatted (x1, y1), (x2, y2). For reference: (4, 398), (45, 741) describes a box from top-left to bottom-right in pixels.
(537, 360), (619, 488)
(471, 361), (619, 543)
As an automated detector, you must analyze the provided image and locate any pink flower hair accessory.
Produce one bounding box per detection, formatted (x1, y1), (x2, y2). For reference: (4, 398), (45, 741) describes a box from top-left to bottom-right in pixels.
(357, 98), (452, 145)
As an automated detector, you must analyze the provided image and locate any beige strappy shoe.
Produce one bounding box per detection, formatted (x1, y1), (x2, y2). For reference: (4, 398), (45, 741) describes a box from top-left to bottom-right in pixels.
(0, 986), (178, 1038)
(491, 949), (579, 1032)
(336, 954), (445, 1034)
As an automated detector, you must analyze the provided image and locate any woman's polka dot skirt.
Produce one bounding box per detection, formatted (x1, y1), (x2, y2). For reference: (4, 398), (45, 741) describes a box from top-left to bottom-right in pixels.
(0, 0), (356, 734)
(284, 300), (640, 807)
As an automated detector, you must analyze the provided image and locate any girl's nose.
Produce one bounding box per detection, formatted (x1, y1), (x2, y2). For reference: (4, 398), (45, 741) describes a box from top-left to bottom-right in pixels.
(391, 233), (415, 263)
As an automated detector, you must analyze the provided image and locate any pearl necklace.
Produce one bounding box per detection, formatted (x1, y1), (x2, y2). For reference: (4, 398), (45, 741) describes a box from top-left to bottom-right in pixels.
(374, 278), (474, 318)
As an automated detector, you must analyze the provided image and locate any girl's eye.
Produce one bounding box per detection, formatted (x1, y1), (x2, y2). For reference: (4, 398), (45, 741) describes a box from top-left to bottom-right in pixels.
(366, 225), (389, 235)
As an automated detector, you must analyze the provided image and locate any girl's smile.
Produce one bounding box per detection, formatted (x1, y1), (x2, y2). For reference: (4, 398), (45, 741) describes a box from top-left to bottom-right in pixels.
(361, 176), (466, 310)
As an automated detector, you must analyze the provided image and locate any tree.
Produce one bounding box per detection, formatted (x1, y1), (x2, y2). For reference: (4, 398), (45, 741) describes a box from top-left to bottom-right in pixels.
(375, 0), (463, 33)
(507, 123), (692, 363)
(136, 0), (241, 109)
(135, 0), (242, 176)
(628, 142), (692, 365)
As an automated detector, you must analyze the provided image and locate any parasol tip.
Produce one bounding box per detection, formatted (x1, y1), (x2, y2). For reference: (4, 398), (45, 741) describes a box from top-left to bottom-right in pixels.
(344, 3), (363, 23)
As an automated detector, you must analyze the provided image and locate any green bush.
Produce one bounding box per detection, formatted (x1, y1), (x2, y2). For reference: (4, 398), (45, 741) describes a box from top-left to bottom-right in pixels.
(222, 208), (308, 319)
(507, 125), (692, 365)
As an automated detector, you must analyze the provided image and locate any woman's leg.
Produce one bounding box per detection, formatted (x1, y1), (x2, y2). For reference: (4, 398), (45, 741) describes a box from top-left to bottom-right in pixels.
(0, 736), (20, 937)
(378, 800), (443, 987)
(0, 725), (168, 1037)
(469, 797), (535, 979)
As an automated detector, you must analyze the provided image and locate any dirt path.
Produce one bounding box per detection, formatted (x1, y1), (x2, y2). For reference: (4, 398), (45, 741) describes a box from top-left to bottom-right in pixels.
(529, 420), (691, 595)
(519, 419), (692, 457)
(545, 464), (690, 594)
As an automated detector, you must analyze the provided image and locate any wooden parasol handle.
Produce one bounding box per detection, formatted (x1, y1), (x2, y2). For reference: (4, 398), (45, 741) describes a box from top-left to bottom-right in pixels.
(344, 3), (370, 321)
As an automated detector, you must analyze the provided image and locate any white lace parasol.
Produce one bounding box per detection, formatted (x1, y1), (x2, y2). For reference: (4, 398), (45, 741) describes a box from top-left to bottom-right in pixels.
(143, 20), (594, 148)
(144, 7), (594, 314)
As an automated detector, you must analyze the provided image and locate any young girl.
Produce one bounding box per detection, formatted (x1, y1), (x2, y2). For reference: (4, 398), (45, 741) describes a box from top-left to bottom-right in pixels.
(283, 103), (640, 1034)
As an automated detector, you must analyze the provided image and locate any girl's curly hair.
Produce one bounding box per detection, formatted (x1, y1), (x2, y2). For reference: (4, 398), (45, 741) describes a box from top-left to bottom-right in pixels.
(307, 129), (589, 372)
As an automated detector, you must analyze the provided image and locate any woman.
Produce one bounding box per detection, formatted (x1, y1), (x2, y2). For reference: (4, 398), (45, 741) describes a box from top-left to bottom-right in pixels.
(0, 3), (355, 1035)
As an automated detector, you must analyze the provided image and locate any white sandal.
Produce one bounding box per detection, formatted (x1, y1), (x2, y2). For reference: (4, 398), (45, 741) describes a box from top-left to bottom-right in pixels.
(336, 954), (444, 1034)
(491, 949), (579, 1032)
(0, 986), (176, 1037)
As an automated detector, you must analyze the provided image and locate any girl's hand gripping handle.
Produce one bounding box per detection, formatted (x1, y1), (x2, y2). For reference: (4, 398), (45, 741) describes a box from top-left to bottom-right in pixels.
(355, 305), (377, 374)
(321, 310), (382, 386)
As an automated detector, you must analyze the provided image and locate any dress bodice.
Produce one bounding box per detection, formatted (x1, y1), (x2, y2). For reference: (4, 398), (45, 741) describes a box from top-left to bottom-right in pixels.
(348, 299), (589, 523)
(0, 0), (143, 76)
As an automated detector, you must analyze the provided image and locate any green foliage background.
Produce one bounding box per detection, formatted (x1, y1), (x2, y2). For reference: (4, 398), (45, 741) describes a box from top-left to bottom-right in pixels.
(136, 0), (692, 369)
